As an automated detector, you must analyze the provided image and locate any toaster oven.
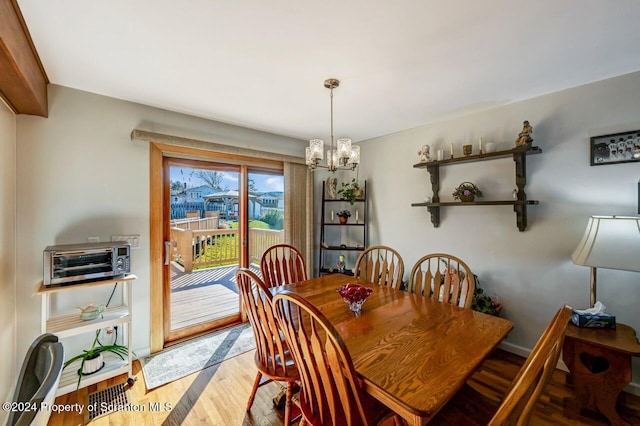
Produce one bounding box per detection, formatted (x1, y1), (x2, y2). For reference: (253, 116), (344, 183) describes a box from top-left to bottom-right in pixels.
(43, 241), (131, 286)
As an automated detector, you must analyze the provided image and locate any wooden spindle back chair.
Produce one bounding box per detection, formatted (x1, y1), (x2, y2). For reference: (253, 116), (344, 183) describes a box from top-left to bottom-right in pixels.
(408, 253), (475, 308)
(429, 305), (573, 426)
(354, 245), (404, 289)
(488, 305), (573, 425)
(273, 291), (392, 426)
(261, 244), (308, 287)
(235, 268), (299, 425)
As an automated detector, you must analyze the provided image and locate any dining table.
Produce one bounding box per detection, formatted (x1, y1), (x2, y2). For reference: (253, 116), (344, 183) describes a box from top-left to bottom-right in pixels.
(271, 273), (514, 425)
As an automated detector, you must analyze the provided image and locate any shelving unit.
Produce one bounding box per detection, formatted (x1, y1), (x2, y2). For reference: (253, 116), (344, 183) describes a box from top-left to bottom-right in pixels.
(319, 180), (368, 276)
(36, 274), (137, 396)
(412, 146), (542, 231)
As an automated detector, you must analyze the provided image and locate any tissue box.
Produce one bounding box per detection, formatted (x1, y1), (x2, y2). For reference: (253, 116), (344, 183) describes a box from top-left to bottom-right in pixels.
(571, 311), (616, 329)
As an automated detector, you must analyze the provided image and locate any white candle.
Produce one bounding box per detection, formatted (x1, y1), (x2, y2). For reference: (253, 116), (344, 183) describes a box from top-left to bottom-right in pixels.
(331, 210), (334, 221)
(450, 143), (454, 157)
(479, 137), (483, 151)
(356, 210), (359, 222)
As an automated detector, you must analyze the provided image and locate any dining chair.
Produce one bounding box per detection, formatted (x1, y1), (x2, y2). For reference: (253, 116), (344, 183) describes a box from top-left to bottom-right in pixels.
(272, 290), (396, 426)
(261, 244), (308, 287)
(354, 245), (404, 289)
(407, 253), (475, 308)
(429, 305), (574, 425)
(235, 268), (299, 425)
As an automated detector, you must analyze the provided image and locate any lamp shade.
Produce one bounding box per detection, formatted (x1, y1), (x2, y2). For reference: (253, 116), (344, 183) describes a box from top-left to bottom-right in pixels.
(571, 215), (640, 272)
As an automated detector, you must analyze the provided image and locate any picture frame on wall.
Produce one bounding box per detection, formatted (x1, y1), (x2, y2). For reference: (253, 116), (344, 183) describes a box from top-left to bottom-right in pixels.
(590, 130), (640, 166)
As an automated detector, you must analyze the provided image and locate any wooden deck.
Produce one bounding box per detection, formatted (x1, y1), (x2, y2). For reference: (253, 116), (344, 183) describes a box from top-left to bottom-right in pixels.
(170, 263), (260, 331)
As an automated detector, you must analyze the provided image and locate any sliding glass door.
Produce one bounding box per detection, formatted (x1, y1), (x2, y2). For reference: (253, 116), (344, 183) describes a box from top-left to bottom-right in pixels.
(162, 158), (284, 344)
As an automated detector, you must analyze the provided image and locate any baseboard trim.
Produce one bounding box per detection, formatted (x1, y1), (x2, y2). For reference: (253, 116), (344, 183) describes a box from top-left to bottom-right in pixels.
(134, 346), (151, 358)
(498, 341), (640, 397)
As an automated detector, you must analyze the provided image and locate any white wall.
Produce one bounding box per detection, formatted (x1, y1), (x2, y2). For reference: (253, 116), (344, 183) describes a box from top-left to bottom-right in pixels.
(15, 85), (305, 361)
(0, 99), (17, 423)
(355, 71), (640, 387)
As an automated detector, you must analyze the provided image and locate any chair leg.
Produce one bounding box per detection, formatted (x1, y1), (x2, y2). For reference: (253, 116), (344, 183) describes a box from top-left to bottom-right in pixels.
(246, 372), (262, 411)
(284, 381), (294, 425)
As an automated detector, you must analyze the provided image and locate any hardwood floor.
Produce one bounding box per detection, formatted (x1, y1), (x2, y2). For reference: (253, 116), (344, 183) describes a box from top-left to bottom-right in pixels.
(49, 349), (640, 425)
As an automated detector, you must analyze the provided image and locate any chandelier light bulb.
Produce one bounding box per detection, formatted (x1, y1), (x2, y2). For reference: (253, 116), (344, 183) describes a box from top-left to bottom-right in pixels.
(337, 138), (352, 160)
(348, 145), (360, 166)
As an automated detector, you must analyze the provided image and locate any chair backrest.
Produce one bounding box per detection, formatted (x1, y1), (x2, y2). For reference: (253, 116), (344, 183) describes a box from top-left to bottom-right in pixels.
(273, 291), (374, 426)
(260, 244), (308, 287)
(235, 268), (294, 378)
(9, 333), (64, 426)
(408, 253), (475, 308)
(354, 245), (404, 289)
(489, 305), (573, 426)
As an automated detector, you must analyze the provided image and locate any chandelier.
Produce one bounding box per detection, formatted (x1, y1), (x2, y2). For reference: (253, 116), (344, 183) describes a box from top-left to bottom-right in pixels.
(306, 78), (360, 172)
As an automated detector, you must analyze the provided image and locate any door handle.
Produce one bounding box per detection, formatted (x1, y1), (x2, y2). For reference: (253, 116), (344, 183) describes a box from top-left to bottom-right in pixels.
(164, 241), (170, 265)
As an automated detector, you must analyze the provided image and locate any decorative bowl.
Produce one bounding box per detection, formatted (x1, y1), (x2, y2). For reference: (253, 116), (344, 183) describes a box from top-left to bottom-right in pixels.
(337, 283), (373, 316)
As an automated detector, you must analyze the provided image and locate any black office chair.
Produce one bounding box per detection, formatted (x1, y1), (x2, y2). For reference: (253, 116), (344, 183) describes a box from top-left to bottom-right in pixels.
(8, 333), (64, 426)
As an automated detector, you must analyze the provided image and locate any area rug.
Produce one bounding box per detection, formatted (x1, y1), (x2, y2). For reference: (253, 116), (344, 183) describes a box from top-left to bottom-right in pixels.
(140, 323), (255, 390)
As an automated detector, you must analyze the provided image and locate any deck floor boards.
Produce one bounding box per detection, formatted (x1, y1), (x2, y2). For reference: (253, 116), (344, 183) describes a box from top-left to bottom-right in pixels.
(170, 263), (260, 331)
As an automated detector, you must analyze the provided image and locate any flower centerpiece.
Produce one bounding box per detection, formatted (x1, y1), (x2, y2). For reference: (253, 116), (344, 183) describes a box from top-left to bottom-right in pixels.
(452, 181), (483, 202)
(337, 210), (351, 224)
(337, 283), (373, 316)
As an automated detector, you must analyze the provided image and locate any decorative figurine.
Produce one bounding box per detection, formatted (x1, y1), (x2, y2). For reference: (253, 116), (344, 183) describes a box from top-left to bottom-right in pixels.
(326, 177), (338, 199)
(418, 144), (431, 162)
(515, 120), (533, 147)
(337, 254), (346, 273)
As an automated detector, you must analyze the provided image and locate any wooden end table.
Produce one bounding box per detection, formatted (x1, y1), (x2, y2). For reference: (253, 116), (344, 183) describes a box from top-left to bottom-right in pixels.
(563, 323), (640, 426)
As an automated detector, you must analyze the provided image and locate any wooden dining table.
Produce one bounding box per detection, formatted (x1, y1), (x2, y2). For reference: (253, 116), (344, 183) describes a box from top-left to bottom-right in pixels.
(271, 273), (514, 425)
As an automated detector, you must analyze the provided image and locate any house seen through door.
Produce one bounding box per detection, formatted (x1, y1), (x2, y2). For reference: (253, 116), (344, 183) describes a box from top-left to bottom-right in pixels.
(165, 157), (284, 344)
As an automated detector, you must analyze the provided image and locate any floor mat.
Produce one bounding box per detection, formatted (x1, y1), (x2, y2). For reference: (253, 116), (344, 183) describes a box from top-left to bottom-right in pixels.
(85, 382), (131, 422)
(140, 323), (255, 390)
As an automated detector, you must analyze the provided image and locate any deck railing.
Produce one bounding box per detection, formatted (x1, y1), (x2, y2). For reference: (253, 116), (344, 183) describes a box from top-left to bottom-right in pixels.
(171, 217), (219, 231)
(171, 227), (284, 272)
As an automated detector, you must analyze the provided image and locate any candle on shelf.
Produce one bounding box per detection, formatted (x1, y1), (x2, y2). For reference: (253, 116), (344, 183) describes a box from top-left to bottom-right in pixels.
(356, 209), (359, 222)
(331, 210), (334, 222)
(479, 137), (483, 152)
(450, 143), (454, 158)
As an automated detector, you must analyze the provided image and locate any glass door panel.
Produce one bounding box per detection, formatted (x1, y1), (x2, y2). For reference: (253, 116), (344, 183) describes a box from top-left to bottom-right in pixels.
(165, 159), (241, 342)
(247, 170), (285, 276)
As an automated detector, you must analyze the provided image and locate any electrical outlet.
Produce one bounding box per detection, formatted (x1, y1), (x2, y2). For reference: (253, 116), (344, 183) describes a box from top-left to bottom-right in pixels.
(111, 234), (140, 248)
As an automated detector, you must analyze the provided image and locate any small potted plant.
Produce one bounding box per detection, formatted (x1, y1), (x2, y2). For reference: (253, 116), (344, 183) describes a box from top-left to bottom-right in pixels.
(452, 181), (483, 202)
(471, 284), (502, 317)
(337, 179), (362, 205)
(64, 329), (129, 389)
(337, 210), (351, 224)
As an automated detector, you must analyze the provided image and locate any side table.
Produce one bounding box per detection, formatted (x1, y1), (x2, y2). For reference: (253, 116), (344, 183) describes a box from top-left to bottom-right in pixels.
(563, 323), (640, 426)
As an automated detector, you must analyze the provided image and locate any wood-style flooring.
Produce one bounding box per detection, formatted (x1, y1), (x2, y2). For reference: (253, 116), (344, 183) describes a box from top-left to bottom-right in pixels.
(49, 349), (640, 425)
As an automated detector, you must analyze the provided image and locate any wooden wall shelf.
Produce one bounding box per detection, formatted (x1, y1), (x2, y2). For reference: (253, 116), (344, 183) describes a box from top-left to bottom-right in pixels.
(412, 146), (542, 231)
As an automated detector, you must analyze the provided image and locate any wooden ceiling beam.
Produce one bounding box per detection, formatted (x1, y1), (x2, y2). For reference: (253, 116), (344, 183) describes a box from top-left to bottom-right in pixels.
(0, 0), (48, 116)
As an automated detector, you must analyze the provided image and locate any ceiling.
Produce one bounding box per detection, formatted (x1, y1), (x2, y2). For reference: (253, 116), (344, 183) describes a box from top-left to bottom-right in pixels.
(16, 0), (640, 142)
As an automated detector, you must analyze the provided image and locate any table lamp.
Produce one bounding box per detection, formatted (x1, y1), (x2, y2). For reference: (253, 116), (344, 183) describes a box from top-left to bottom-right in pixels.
(571, 215), (640, 307)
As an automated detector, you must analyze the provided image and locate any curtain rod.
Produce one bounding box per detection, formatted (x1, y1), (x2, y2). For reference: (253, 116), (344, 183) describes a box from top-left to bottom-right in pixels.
(131, 129), (306, 165)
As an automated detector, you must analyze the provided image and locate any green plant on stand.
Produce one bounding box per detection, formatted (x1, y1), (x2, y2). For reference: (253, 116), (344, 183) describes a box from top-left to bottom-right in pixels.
(64, 328), (129, 390)
(338, 178), (362, 205)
